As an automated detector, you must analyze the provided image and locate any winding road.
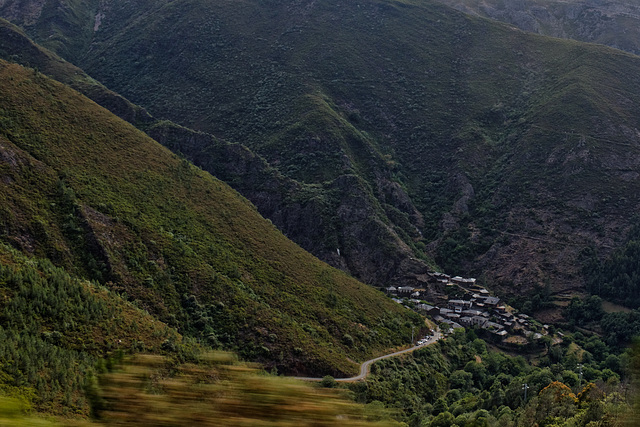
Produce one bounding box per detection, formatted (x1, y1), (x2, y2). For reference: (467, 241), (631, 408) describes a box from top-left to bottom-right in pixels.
(292, 330), (442, 382)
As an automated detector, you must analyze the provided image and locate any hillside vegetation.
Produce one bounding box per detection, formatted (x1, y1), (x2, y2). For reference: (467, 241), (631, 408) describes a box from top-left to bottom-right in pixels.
(435, 0), (640, 56)
(10, 0), (640, 301)
(0, 59), (422, 388)
(4, 2), (640, 423)
(0, 351), (401, 425)
(0, 241), (183, 416)
(0, 15), (432, 291)
(348, 328), (635, 426)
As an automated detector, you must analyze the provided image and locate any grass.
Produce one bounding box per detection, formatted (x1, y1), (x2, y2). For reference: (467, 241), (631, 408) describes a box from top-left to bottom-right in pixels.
(601, 300), (633, 314)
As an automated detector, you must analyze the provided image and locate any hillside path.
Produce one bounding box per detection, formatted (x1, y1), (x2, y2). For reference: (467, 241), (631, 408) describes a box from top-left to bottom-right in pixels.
(292, 330), (442, 383)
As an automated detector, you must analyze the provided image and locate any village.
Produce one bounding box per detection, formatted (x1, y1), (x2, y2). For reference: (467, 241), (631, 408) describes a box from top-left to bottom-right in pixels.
(384, 272), (551, 347)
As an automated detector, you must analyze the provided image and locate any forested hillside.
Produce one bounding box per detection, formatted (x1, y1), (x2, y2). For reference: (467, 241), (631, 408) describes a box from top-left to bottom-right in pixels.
(4, 0), (640, 424)
(348, 328), (636, 426)
(0, 242), (183, 415)
(435, 0), (640, 55)
(3, 0), (640, 301)
(0, 59), (422, 388)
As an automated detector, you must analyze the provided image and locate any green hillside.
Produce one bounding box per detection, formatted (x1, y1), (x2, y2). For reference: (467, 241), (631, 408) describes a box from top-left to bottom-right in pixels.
(435, 0), (640, 56)
(0, 19), (151, 125)
(0, 16), (431, 292)
(0, 241), (182, 416)
(6, 0), (640, 303)
(0, 59), (422, 386)
(4, 2), (640, 424)
(20, 0), (640, 301)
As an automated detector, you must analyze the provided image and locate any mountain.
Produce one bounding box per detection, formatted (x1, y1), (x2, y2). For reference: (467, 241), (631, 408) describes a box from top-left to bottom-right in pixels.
(0, 19), (151, 125)
(6, 0), (640, 304)
(434, 0), (640, 56)
(6, 0), (639, 305)
(0, 58), (422, 389)
(2, 2), (640, 424)
(0, 15), (432, 293)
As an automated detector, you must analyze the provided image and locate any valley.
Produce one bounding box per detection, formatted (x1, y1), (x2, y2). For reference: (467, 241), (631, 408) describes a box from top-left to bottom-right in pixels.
(1, 0), (640, 425)
(5, 0), (640, 305)
(62, 0), (640, 301)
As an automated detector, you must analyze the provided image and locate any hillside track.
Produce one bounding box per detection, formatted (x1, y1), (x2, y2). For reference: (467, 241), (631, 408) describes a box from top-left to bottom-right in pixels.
(293, 331), (442, 382)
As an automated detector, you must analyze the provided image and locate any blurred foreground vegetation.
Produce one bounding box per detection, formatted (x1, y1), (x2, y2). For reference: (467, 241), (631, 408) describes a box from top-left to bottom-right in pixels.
(0, 352), (399, 426)
(4, 336), (640, 426)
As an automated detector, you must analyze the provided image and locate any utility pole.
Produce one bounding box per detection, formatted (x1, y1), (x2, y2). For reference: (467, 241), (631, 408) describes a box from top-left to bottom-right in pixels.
(411, 325), (415, 346)
(522, 383), (529, 402)
(577, 364), (583, 388)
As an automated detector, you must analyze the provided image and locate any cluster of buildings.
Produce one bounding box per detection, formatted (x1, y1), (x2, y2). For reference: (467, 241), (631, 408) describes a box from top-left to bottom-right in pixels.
(386, 272), (546, 343)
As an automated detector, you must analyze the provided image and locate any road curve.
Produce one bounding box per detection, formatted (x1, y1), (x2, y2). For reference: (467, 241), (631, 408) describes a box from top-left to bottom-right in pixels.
(291, 330), (442, 383)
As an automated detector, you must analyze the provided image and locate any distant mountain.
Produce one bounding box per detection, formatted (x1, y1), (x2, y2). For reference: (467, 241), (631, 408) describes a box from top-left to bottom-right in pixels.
(434, 0), (640, 55)
(0, 57), (421, 392)
(4, 0), (640, 306)
(0, 16), (431, 291)
(0, 19), (151, 124)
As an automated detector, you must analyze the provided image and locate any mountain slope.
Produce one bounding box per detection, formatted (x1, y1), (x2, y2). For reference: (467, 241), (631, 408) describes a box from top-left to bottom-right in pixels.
(81, 0), (640, 299)
(5, 0), (640, 306)
(0, 16), (431, 291)
(0, 18), (151, 125)
(147, 120), (431, 289)
(0, 241), (182, 415)
(0, 59), (422, 379)
(434, 0), (640, 55)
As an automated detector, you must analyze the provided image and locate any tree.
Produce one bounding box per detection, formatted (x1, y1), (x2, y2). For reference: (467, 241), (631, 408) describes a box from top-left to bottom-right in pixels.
(450, 370), (473, 391)
(429, 411), (455, 427)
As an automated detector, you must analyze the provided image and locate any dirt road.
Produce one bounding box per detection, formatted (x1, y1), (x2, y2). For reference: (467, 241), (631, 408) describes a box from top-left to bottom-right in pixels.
(292, 330), (442, 382)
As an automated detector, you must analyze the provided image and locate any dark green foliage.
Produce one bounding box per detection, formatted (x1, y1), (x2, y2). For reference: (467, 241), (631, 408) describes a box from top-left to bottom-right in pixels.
(583, 223), (640, 308)
(600, 312), (640, 348)
(349, 330), (627, 425)
(565, 293), (640, 348)
(0, 243), (180, 415)
(566, 296), (605, 324)
(508, 284), (554, 316)
(320, 376), (338, 388)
